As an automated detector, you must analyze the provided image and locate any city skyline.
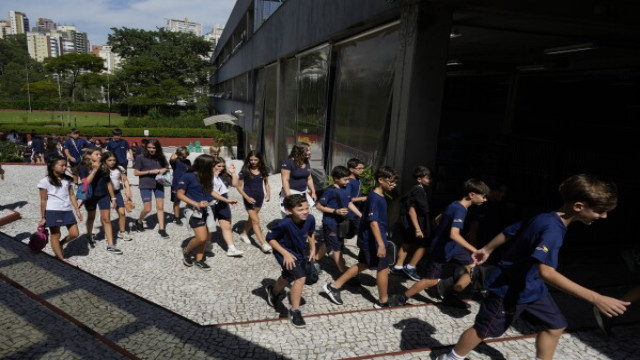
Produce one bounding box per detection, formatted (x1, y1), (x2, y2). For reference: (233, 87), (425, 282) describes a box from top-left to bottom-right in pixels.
(0, 0), (235, 45)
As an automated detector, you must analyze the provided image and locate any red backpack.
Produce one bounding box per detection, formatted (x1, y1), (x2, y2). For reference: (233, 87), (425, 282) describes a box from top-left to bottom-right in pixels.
(28, 226), (49, 252)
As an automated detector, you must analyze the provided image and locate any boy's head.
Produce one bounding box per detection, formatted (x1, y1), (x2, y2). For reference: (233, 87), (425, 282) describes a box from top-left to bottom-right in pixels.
(413, 165), (432, 187)
(559, 174), (617, 223)
(111, 128), (122, 140)
(176, 146), (190, 158)
(461, 178), (490, 205)
(283, 194), (310, 221)
(69, 128), (80, 139)
(375, 166), (398, 191)
(347, 158), (365, 178)
(331, 166), (351, 187)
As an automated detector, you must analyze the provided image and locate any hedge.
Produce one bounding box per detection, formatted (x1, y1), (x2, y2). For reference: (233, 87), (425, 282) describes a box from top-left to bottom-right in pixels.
(0, 100), (118, 113)
(0, 125), (228, 138)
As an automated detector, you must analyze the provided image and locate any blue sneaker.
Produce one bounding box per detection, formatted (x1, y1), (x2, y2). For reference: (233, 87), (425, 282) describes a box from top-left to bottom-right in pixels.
(402, 267), (423, 281)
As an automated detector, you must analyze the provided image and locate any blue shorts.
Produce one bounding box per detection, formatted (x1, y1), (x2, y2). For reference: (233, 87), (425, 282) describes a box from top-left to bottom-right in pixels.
(357, 241), (390, 271)
(170, 187), (179, 203)
(473, 293), (568, 338)
(424, 251), (473, 279)
(140, 185), (165, 202)
(322, 224), (343, 252)
(212, 194), (231, 221)
(189, 209), (209, 229)
(45, 210), (76, 228)
(274, 253), (307, 282)
(84, 193), (111, 211)
(113, 191), (125, 209)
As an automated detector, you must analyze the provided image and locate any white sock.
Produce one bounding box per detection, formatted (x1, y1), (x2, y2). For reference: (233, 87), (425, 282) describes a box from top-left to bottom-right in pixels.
(406, 264), (416, 270)
(448, 349), (465, 360)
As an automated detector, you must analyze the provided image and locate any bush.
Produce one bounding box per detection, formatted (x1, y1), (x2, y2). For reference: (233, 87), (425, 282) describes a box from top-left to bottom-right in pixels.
(123, 109), (210, 128)
(0, 100), (118, 113)
(0, 141), (24, 162)
(0, 124), (228, 138)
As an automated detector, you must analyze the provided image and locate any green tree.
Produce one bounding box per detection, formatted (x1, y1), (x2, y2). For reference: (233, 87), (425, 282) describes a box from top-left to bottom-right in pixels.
(0, 34), (44, 100)
(22, 80), (58, 101)
(44, 53), (105, 102)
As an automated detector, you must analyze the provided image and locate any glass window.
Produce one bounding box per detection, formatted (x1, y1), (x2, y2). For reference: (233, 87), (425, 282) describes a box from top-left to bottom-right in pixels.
(281, 57), (298, 163)
(262, 64), (278, 172)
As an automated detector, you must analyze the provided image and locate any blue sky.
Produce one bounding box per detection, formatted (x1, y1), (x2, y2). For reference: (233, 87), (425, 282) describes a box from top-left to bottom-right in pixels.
(1, 0), (236, 45)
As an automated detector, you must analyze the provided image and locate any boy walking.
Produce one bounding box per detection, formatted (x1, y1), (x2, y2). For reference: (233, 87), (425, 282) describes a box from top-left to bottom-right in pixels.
(438, 174), (629, 360)
(346, 158), (368, 235)
(264, 194), (317, 328)
(106, 128), (130, 168)
(391, 178), (489, 307)
(323, 166), (398, 308)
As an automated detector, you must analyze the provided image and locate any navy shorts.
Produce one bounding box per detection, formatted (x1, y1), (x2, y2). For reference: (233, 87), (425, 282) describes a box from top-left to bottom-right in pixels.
(45, 210), (76, 228)
(170, 187), (178, 203)
(274, 253), (307, 282)
(140, 185), (164, 202)
(212, 195), (231, 221)
(473, 293), (568, 338)
(243, 192), (264, 210)
(188, 209), (209, 229)
(349, 217), (360, 236)
(322, 224), (343, 252)
(424, 253), (472, 279)
(357, 241), (390, 271)
(84, 193), (111, 211)
(113, 191), (125, 209)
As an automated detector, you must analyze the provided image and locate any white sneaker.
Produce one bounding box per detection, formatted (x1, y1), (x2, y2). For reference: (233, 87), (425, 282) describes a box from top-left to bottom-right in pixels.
(118, 231), (133, 241)
(226, 248), (244, 257)
(261, 242), (273, 253)
(240, 234), (251, 244)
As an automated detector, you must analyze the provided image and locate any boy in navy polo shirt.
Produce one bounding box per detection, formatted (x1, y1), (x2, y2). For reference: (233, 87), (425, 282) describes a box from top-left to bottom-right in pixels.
(315, 166), (362, 274)
(323, 166), (398, 308)
(63, 128), (91, 184)
(390, 178), (489, 307)
(106, 128), (130, 168)
(438, 174), (630, 360)
(347, 158), (367, 234)
(264, 194), (317, 328)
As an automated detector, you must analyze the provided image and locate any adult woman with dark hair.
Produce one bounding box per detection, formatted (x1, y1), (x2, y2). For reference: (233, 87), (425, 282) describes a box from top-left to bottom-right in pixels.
(279, 142), (316, 216)
(133, 138), (171, 237)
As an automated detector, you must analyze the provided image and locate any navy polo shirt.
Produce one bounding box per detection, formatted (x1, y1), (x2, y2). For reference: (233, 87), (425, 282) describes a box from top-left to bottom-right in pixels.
(171, 158), (191, 188)
(106, 139), (130, 166)
(429, 201), (468, 262)
(267, 215), (315, 261)
(78, 165), (109, 197)
(176, 172), (213, 203)
(63, 137), (91, 164)
(485, 212), (566, 304)
(346, 177), (363, 218)
(357, 192), (388, 249)
(280, 158), (311, 192)
(32, 137), (45, 153)
(319, 185), (352, 227)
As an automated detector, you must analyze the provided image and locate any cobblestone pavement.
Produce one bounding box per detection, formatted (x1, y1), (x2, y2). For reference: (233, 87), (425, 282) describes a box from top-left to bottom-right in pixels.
(1, 160), (639, 359)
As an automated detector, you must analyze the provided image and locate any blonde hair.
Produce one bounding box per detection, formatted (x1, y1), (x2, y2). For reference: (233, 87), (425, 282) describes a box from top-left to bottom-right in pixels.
(209, 145), (220, 156)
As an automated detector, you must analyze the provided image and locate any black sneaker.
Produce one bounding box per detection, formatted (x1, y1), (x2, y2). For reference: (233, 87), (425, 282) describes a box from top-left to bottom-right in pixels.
(135, 220), (145, 232)
(389, 294), (408, 307)
(182, 251), (194, 267)
(441, 294), (468, 309)
(106, 246), (123, 255)
(265, 285), (277, 307)
(323, 283), (343, 305)
(158, 229), (169, 238)
(435, 277), (454, 300)
(175, 218), (184, 226)
(195, 259), (211, 271)
(373, 300), (390, 309)
(289, 308), (306, 328)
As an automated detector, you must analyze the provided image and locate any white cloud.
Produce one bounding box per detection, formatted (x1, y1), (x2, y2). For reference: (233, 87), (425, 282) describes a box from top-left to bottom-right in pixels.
(1, 0), (235, 45)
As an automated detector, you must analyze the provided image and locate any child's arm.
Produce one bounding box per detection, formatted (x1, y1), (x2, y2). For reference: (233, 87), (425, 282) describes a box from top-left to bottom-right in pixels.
(539, 264), (630, 317)
(473, 232), (509, 264)
(228, 164), (239, 187)
(450, 227), (477, 254)
(69, 184), (83, 221)
(39, 189), (48, 227)
(307, 174), (317, 201)
(268, 238), (297, 270)
(408, 206), (423, 238)
(177, 189), (208, 210)
(211, 190), (238, 205)
(307, 233), (316, 262)
(281, 169), (291, 196)
(347, 201), (362, 218)
(121, 172), (132, 200)
(107, 181), (117, 209)
(369, 221), (386, 258)
(264, 177), (271, 202)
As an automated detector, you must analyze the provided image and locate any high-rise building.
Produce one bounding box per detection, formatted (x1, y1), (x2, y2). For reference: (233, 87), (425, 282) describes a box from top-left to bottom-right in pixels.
(0, 20), (11, 39)
(57, 25), (90, 54)
(166, 17), (202, 36)
(26, 31), (63, 61)
(204, 24), (225, 51)
(92, 45), (121, 73)
(32, 18), (56, 33)
(9, 10), (29, 34)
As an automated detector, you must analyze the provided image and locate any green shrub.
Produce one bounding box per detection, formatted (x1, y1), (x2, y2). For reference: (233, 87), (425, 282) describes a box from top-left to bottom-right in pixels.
(0, 100), (118, 113)
(0, 125), (229, 138)
(0, 141), (24, 162)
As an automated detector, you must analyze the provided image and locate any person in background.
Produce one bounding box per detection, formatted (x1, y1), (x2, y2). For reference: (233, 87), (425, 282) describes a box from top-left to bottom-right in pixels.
(279, 142), (316, 216)
(170, 146), (191, 225)
(63, 128), (91, 184)
(106, 128), (130, 169)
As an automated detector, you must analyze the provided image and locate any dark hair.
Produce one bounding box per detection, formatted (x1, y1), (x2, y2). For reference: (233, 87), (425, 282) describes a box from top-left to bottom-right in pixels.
(187, 154), (215, 194)
(46, 154), (72, 187)
(559, 174), (617, 211)
(80, 147), (101, 168)
(413, 165), (432, 179)
(241, 150), (268, 179)
(212, 156), (232, 185)
(112, 128), (122, 136)
(70, 128), (79, 135)
(347, 158), (364, 170)
(331, 165), (351, 179)
(143, 139), (168, 167)
(101, 150), (120, 173)
(461, 178), (491, 198)
(283, 194), (307, 210)
(375, 166), (398, 184)
(288, 142), (310, 168)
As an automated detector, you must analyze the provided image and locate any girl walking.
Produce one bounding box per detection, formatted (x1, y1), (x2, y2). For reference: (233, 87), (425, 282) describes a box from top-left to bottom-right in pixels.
(280, 142), (316, 216)
(170, 146), (191, 225)
(210, 156), (243, 257)
(38, 155), (83, 266)
(133, 139), (171, 238)
(237, 150), (272, 253)
(103, 151), (133, 241)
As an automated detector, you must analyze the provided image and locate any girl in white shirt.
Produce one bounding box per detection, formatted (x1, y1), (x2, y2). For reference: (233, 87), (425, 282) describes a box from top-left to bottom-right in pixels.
(103, 151), (133, 241)
(37, 155), (83, 266)
(210, 156), (243, 257)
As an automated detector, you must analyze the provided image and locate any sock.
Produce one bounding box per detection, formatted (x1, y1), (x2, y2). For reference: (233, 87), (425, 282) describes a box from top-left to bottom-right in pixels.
(405, 264), (416, 270)
(448, 349), (465, 360)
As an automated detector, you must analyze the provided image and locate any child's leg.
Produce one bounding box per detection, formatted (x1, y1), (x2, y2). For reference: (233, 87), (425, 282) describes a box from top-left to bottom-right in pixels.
(248, 208), (267, 244)
(185, 226), (209, 261)
(452, 265), (473, 293)
(100, 208), (114, 246)
(60, 224), (80, 246)
(377, 267), (389, 303)
(173, 200), (181, 219)
(49, 226), (64, 260)
(139, 201), (151, 223)
(315, 242), (327, 261)
(394, 243), (410, 268)
(452, 327), (486, 358)
(272, 276), (290, 295)
(407, 246), (426, 268)
(118, 207), (126, 232)
(219, 219), (235, 247)
(155, 197), (165, 230)
(289, 277), (306, 309)
(332, 250), (347, 273)
(333, 263), (368, 289)
(86, 209), (96, 235)
(535, 328), (565, 360)
(404, 278), (439, 298)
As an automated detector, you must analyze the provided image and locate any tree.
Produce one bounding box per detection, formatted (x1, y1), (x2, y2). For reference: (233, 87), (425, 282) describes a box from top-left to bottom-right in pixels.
(108, 27), (214, 113)
(22, 80), (58, 101)
(0, 34), (44, 100)
(44, 53), (105, 102)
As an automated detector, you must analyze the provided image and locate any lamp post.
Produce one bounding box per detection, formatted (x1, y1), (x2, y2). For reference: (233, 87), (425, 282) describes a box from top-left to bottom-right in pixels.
(106, 71), (111, 127)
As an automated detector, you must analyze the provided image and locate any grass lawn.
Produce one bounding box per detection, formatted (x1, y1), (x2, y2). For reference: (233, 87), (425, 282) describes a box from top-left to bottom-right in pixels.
(0, 110), (126, 127)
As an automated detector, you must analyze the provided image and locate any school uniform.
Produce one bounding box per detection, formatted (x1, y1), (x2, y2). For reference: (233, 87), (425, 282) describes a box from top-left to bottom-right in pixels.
(62, 137), (90, 167)
(37, 177), (76, 228)
(177, 172), (214, 229)
(319, 185), (352, 252)
(109, 166), (127, 208)
(78, 165), (111, 211)
(210, 176), (232, 222)
(106, 139), (130, 167)
(279, 158), (315, 209)
(239, 171), (266, 209)
(134, 155), (168, 201)
(425, 201), (472, 279)
(398, 184), (431, 246)
(170, 158), (191, 202)
(473, 212), (569, 337)
(357, 191), (389, 271)
(346, 177), (363, 235)
(267, 215), (316, 282)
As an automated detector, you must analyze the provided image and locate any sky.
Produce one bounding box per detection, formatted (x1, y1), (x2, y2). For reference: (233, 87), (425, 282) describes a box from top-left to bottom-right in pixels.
(1, 0), (236, 45)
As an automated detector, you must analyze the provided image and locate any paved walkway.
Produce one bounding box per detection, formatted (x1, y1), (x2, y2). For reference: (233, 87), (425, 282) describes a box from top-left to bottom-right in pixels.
(1, 162), (639, 359)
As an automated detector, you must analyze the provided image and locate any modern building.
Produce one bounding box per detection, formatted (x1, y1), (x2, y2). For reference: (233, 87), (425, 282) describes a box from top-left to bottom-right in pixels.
(31, 18), (57, 33)
(0, 20), (11, 39)
(92, 45), (121, 73)
(9, 10), (29, 35)
(57, 25), (90, 54)
(204, 24), (225, 53)
(211, 0), (640, 243)
(166, 17), (203, 36)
